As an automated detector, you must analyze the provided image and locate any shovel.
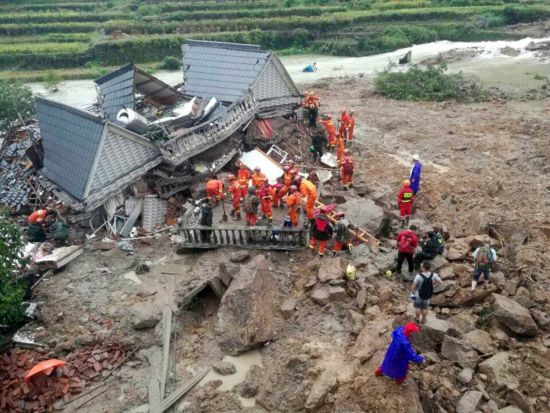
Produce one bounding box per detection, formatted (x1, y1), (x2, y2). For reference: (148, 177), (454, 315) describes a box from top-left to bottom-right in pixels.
(220, 197), (228, 222)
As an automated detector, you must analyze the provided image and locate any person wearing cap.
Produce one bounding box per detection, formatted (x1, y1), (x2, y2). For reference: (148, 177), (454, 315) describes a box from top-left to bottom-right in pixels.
(332, 212), (356, 254)
(286, 185), (302, 227)
(348, 110), (355, 144)
(227, 174), (242, 220)
(243, 186), (260, 226)
(251, 167), (266, 190)
(410, 154), (422, 195)
(205, 176), (224, 203)
(301, 91), (320, 128)
(319, 115), (337, 148)
(309, 206), (334, 257)
(300, 176), (318, 220)
(339, 150), (354, 190)
(339, 109), (350, 141)
(238, 163), (251, 198)
(375, 322), (424, 384)
(398, 179), (415, 227)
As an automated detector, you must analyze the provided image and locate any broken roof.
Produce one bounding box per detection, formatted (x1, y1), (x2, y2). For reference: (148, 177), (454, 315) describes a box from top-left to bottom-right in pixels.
(182, 40), (271, 103)
(95, 63), (180, 119)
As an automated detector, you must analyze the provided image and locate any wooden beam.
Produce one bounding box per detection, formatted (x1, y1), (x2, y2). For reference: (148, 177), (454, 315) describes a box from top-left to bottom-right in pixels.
(161, 369), (209, 412)
(148, 350), (162, 413)
(160, 306), (172, 399)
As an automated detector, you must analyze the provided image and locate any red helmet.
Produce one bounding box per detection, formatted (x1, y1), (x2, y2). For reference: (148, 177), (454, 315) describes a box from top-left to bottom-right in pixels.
(320, 206), (328, 214)
(283, 165), (290, 172)
(239, 162), (246, 168)
(227, 174), (235, 181)
(289, 185), (297, 192)
(344, 149), (350, 155)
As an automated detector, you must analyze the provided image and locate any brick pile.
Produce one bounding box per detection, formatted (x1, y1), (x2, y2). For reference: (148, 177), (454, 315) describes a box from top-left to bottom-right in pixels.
(0, 344), (126, 412)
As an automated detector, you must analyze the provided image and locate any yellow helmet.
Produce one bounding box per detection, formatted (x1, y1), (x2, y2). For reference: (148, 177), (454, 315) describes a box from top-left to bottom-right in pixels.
(403, 180), (410, 186)
(309, 91), (315, 96)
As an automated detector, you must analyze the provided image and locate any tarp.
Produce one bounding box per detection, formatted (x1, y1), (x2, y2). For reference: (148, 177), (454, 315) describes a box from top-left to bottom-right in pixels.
(239, 148), (283, 185)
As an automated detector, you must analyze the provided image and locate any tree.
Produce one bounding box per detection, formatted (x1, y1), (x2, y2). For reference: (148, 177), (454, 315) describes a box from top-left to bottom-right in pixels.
(43, 69), (62, 92)
(0, 81), (35, 131)
(0, 211), (25, 329)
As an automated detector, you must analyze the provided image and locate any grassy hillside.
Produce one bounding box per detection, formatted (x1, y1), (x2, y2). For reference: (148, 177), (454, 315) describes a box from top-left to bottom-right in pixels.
(0, 0), (548, 80)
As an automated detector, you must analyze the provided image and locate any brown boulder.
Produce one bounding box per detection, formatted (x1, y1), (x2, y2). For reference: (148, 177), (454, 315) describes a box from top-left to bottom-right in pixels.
(492, 294), (538, 337)
(441, 335), (479, 368)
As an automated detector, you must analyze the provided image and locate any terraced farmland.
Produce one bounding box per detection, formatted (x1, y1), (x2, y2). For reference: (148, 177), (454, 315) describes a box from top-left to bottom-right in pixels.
(1, 0), (549, 80)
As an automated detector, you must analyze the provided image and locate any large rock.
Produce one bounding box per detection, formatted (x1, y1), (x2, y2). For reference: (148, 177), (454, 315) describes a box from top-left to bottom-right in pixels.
(464, 329), (497, 354)
(317, 257), (345, 282)
(492, 294), (538, 337)
(431, 286), (496, 308)
(216, 256), (282, 355)
(280, 297), (297, 319)
(339, 198), (386, 236)
(498, 407), (523, 413)
(456, 391), (483, 413)
(212, 361), (237, 375)
(457, 367), (474, 385)
(530, 308), (550, 332)
(506, 389), (532, 413)
(130, 300), (162, 330)
(350, 319), (393, 364)
(479, 352), (519, 390)
(311, 285), (347, 305)
(409, 313), (454, 352)
(514, 287), (534, 308)
(430, 255), (449, 271)
(441, 335), (479, 368)
(305, 368), (339, 411)
(447, 238), (471, 261)
(346, 310), (365, 336)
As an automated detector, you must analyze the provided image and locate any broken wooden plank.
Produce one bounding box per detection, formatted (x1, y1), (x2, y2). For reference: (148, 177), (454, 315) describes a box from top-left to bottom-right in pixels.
(148, 349), (162, 413)
(161, 369), (209, 412)
(160, 306), (172, 399)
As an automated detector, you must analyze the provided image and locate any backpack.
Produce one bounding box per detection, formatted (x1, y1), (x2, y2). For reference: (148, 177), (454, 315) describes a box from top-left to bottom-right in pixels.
(476, 246), (493, 266)
(435, 234), (445, 255)
(418, 273), (434, 300)
(342, 160), (353, 174)
(315, 216), (328, 232)
(398, 234), (414, 251)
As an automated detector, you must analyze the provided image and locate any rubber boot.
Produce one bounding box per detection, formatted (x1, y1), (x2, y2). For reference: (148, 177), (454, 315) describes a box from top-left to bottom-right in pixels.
(471, 280), (477, 290)
(375, 367), (383, 377)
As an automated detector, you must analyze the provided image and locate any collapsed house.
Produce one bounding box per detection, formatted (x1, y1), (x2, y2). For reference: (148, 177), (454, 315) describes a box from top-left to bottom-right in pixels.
(29, 40), (302, 236)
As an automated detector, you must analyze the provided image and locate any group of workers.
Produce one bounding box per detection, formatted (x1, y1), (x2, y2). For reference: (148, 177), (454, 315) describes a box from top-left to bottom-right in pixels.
(26, 205), (68, 246)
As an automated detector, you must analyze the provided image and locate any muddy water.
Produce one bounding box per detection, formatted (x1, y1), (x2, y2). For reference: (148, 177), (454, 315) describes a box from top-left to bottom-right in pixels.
(28, 37), (549, 108)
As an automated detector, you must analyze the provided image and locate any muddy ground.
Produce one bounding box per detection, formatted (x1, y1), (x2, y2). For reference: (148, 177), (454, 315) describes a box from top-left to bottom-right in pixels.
(18, 76), (550, 413)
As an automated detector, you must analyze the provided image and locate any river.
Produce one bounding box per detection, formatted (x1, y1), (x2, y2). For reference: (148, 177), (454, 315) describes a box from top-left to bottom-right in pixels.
(28, 37), (549, 108)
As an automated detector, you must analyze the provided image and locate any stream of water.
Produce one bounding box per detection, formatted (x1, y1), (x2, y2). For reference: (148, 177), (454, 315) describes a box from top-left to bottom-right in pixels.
(28, 37), (550, 108)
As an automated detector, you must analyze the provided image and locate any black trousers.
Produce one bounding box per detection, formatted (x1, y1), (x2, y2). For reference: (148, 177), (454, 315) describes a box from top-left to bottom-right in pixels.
(397, 252), (414, 273)
(414, 251), (435, 267)
(308, 108), (318, 127)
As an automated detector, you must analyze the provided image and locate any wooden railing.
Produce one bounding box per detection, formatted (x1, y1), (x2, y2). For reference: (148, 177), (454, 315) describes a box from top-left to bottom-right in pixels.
(178, 225), (308, 251)
(160, 94), (257, 166)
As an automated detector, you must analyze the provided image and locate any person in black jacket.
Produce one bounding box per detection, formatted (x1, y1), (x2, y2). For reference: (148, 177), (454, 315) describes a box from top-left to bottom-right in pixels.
(309, 206), (334, 257)
(199, 199), (213, 243)
(413, 231), (440, 268)
(310, 128), (328, 163)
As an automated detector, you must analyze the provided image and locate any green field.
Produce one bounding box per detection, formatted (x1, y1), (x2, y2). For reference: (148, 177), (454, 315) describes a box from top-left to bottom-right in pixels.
(0, 0), (548, 81)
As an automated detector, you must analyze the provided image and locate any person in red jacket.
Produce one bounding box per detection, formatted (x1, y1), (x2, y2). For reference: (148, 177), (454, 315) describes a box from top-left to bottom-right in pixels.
(227, 174), (241, 220)
(259, 182), (273, 225)
(395, 225), (419, 277)
(237, 162), (251, 198)
(205, 177), (224, 203)
(270, 177), (288, 208)
(340, 150), (354, 190)
(339, 109), (350, 141)
(398, 179), (415, 227)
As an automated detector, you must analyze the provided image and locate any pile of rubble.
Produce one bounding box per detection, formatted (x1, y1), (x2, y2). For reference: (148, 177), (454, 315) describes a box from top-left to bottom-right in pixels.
(0, 344), (127, 412)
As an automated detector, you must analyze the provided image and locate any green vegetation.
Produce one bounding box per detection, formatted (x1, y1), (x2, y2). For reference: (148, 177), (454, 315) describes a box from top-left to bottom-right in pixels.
(43, 69), (62, 91)
(0, 81), (35, 130)
(157, 56), (181, 70)
(374, 63), (488, 101)
(0, 211), (26, 331)
(0, 0), (548, 79)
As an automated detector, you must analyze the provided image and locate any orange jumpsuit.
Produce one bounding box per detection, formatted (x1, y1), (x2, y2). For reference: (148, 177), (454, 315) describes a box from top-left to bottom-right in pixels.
(286, 192), (302, 226)
(340, 157), (354, 188)
(28, 209), (48, 224)
(238, 167), (250, 198)
(320, 118), (336, 147)
(302, 95), (320, 108)
(259, 185), (273, 220)
(251, 172), (266, 189)
(228, 180), (241, 213)
(283, 172), (293, 188)
(336, 135), (345, 162)
(271, 183), (288, 208)
(205, 179), (224, 201)
(300, 179), (317, 220)
(348, 113), (355, 142)
(339, 112), (350, 140)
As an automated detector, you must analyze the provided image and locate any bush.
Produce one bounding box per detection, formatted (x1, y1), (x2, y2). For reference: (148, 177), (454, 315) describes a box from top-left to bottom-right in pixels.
(43, 69), (62, 91)
(158, 56), (181, 70)
(374, 63), (487, 101)
(0, 81), (35, 130)
(0, 212), (25, 329)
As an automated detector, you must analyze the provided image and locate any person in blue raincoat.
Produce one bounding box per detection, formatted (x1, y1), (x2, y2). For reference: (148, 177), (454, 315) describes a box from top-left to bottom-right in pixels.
(302, 62), (318, 73)
(409, 154), (422, 195)
(375, 322), (424, 384)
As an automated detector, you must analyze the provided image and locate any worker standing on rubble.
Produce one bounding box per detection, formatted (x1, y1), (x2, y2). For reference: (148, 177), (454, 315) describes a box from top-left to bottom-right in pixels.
(243, 187), (260, 226)
(251, 167), (266, 192)
(348, 110), (355, 145)
(238, 162), (251, 198)
(199, 199), (213, 243)
(397, 180), (415, 227)
(259, 182), (274, 225)
(311, 127), (327, 163)
(286, 185), (301, 227)
(319, 115), (337, 148)
(299, 176), (318, 220)
(227, 174), (241, 220)
(339, 109), (350, 141)
(395, 225), (418, 277)
(271, 177), (288, 208)
(410, 154), (422, 195)
(336, 134), (345, 162)
(339, 150), (354, 190)
(205, 177), (224, 204)
(282, 165), (294, 188)
(375, 322), (424, 385)
(471, 241), (497, 291)
(309, 206), (334, 257)
(302, 91), (320, 128)
(332, 212), (355, 254)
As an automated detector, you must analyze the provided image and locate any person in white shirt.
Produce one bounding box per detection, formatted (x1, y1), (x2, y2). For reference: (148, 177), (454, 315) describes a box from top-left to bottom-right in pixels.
(471, 243), (497, 290)
(410, 261), (443, 324)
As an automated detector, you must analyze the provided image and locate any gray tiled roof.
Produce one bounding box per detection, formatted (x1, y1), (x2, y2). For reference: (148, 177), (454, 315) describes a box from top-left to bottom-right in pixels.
(95, 63), (135, 120)
(182, 40), (270, 103)
(36, 97), (105, 200)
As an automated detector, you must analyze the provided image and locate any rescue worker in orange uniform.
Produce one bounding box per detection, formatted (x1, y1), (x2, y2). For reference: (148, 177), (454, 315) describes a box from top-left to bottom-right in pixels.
(205, 177), (224, 203)
(299, 177), (318, 220)
(319, 115), (337, 148)
(339, 150), (354, 190)
(286, 185), (301, 227)
(227, 174), (241, 220)
(348, 110), (355, 144)
(335, 134), (345, 162)
(28, 208), (49, 224)
(270, 177), (288, 208)
(339, 109), (350, 141)
(243, 186), (260, 226)
(302, 91), (320, 128)
(237, 162), (251, 198)
(309, 206), (334, 257)
(397, 179), (415, 227)
(259, 182), (273, 225)
(282, 165), (294, 187)
(332, 212), (356, 254)
(251, 167), (266, 191)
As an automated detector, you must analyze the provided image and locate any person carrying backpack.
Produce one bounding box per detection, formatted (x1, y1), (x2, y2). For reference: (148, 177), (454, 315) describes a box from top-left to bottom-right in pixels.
(410, 261), (443, 324)
(396, 226), (419, 277)
(471, 242), (497, 290)
(309, 206), (334, 257)
(243, 187), (260, 226)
